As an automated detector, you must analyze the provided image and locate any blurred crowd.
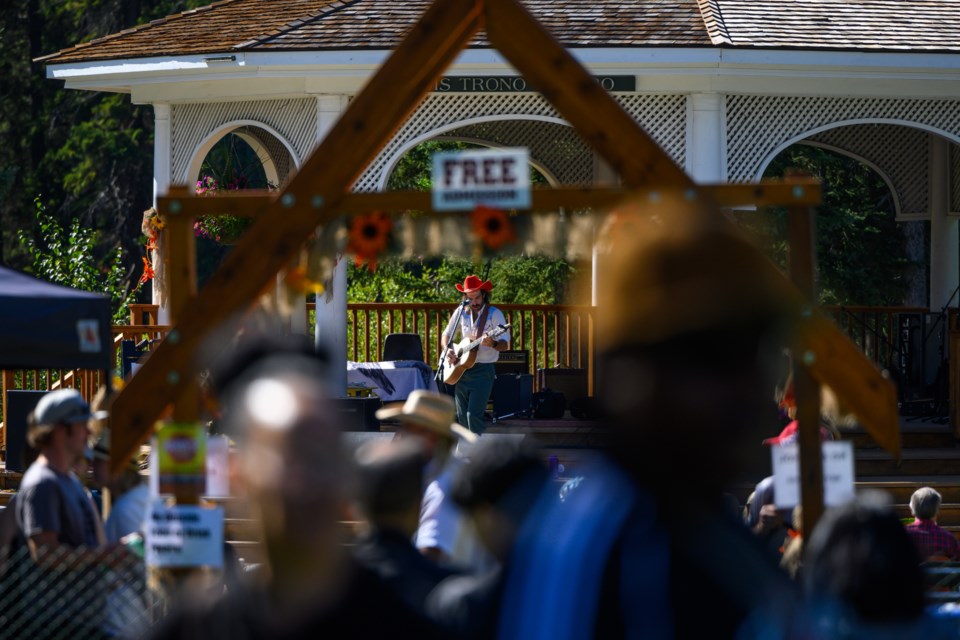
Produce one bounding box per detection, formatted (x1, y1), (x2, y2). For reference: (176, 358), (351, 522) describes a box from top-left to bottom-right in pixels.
(3, 198), (960, 639)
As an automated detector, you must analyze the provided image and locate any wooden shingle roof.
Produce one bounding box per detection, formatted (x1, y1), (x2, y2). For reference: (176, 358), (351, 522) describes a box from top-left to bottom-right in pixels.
(704, 0), (960, 50)
(39, 0), (960, 65)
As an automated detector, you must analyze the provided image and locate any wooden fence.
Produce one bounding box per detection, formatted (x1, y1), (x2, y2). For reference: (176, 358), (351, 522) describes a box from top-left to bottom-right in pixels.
(336, 303), (594, 376)
(0, 304), (935, 441)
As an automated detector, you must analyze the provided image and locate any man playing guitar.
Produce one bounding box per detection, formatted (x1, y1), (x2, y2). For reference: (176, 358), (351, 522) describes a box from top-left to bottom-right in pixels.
(440, 275), (511, 436)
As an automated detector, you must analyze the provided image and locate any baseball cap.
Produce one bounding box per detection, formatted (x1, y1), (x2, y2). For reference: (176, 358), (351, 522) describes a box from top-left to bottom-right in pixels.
(31, 389), (107, 427)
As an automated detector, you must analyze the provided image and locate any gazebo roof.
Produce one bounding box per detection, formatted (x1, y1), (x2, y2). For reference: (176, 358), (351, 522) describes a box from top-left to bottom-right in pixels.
(38, 0), (960, 65)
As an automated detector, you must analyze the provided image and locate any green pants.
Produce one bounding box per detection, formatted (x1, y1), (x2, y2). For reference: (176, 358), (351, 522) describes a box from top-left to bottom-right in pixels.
(455, 362), (496, 436)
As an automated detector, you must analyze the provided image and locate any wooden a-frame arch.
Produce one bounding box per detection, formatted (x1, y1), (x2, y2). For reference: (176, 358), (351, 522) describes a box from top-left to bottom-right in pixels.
(109, 0), (899, 530)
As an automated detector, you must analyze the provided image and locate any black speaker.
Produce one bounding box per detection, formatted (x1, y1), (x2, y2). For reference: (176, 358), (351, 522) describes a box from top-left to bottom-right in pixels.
(4, 390), (46, 472)
(495, 351), (529, 376)
(334, 397), (383, 431)
(492, 374), (533, 419)
(537, 368), (588, 408)
(533, 389), (565, 420)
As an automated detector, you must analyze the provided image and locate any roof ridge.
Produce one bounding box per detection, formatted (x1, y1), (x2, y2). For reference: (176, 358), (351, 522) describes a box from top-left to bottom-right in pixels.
(696, 0), (732, 46)
(234, 0), (363, 50)
(35, 0), (245, 63)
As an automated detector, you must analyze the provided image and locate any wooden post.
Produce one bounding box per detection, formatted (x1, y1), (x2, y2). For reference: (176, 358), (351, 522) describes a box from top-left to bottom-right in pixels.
(163, 205), (201, 506)
(788, 204), (824, 534)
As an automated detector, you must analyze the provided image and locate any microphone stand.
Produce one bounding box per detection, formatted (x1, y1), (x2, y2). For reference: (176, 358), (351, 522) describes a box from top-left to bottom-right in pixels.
(435, 300), (469, 382)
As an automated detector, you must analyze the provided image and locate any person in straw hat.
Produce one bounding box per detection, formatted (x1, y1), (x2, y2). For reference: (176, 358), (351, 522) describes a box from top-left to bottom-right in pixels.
(495, 197), (800, 638)
(377, 390), (490, 571)
(440, 274), (511, 436)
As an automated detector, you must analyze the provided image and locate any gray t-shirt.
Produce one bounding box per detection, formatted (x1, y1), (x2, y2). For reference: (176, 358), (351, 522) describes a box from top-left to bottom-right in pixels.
(16, 460), (100, 549)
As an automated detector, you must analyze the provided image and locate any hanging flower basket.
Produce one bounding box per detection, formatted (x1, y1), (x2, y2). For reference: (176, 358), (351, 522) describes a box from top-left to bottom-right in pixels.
(193, 175), (256, 244)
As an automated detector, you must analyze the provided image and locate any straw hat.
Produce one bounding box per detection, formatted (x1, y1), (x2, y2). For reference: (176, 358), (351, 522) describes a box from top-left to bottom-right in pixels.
(455, 275), (493, 294)
(597, 197), (789, 350)
(376, 390), (477, 443)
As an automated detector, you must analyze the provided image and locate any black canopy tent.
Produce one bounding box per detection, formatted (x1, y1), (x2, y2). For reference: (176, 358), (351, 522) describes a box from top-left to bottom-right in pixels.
(0, 267), (113, 468)
(0, 266), (112, 371)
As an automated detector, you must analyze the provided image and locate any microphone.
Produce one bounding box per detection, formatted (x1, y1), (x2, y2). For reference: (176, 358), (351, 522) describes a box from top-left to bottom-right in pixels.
(461, 299), (470, 306)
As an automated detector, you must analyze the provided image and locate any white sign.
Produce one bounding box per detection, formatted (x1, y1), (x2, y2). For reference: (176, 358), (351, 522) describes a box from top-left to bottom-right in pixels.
(145, 502), (224, 568)
(205, 435), (230, 498)
(432, 148), (531, 211)
(771, 440), (856, 509)
(77, 319), (102, 353)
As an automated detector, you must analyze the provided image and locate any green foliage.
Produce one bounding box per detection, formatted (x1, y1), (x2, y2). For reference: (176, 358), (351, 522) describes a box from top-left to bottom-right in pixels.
(746, 145), (911, 306)
(0, 0), (207, 271)
(18, 197), (140, 323)
(387, 140), (471, 191)
(348, 254), (576, 305)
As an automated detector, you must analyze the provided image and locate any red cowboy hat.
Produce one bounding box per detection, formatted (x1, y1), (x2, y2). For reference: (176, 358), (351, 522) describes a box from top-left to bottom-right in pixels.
(762, 420), (834, 446)
(456, 275), (493, 293)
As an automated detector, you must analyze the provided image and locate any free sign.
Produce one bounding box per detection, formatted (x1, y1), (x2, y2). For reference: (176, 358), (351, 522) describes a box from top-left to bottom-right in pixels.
(432, 148), (531, 212)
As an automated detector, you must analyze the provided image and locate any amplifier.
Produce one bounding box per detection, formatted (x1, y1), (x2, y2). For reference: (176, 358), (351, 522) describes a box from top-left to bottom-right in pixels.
(492, 374), (533, 419)
(334, 397), (383, 432)
(537, 368), (588, 408)
(496, 350), (529, 376)
(4, 390), (46, 472)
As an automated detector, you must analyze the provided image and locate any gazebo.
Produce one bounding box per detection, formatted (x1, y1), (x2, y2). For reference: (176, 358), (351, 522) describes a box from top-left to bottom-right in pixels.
(39, 0), (960, 399)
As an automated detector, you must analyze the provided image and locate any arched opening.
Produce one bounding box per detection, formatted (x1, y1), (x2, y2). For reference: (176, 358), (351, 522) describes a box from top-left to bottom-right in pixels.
(188, 125), (297, 286)
(737, 144), (915, 307)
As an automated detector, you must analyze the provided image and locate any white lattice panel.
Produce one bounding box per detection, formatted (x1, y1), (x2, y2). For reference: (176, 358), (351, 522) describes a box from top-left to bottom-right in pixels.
(807, 124), (929, 216)
(171, 99), (317, 183)
(240, 126), (295, 184)
(726, 96), (960, 185)
(442, 120), (594, 185)
(355, 93), (686, 191)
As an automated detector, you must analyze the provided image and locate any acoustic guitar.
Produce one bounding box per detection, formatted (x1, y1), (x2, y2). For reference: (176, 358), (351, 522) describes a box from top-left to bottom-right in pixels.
(442, 323), (511, 385)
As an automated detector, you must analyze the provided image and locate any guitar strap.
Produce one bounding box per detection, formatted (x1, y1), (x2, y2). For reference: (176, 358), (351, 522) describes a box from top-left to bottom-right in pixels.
(474, 304), (491, 338)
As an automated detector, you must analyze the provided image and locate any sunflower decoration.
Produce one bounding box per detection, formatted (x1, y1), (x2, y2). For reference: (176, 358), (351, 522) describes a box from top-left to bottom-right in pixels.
(347, 211), (392, 271)
(141, 207), (165, 241)
(471, 205), (516, 250)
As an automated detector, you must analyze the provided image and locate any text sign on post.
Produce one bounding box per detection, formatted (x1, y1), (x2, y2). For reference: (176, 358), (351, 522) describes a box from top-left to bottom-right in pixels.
(432, 148), (531, 212)
(145, 503), (224, 568)
(771, 441), (856, 509)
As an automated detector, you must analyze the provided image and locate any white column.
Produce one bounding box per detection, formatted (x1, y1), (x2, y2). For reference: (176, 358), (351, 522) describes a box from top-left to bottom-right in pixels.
(152, 104), (172, 324)
(929, 134), (959, 310)
(592, 156), (618, 306)
(685, 93), (725, 183)
(313, 96), (350, 396)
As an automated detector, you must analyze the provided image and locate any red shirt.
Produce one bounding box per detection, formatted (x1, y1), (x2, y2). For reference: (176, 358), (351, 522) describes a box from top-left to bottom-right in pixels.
(905, 518), (960, 561)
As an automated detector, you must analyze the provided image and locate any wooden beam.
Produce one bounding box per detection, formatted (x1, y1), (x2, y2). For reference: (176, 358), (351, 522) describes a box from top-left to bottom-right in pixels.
(788, 205), (825, 534)
(160, 180), (824, 219)
(798, 314), (900, 458)
(485, 0), (692, 189)
(109, 0), (484, 472)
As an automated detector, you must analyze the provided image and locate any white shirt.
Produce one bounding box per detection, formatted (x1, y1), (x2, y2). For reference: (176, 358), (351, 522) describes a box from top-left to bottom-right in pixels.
(442, 305), (510, 364)
(416, 453), (492, 571)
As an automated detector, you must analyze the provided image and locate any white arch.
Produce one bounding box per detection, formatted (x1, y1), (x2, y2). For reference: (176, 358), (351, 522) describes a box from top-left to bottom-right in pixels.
(432, 135), (562, 186)
(184, 119), (301, 185)
(793, 140), (904, 217)
(753, 118), (960, 183)
(376, 114), (573, 190)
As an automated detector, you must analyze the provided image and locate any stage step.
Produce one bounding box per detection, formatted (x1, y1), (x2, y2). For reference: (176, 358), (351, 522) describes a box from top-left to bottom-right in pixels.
(840, 422), (956, 450)
(855, 448), (960, 477)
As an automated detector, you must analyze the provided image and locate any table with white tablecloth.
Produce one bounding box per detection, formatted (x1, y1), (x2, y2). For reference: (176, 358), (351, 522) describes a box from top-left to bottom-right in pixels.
(347, 360), (439, 402)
